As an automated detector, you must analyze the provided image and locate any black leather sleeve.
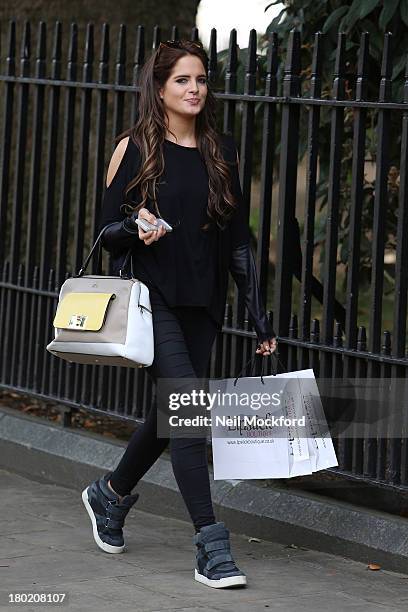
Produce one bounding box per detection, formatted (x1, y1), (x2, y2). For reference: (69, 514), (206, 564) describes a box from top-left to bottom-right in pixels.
(101, 213), (141, 253)
(229, 243), (276, 343)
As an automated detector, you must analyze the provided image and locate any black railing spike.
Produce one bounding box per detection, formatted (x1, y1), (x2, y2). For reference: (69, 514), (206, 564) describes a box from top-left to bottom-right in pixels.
(311, 318), (320, 342)
(382, 330), (391, 354)
(224, 28), (238, 135)
(357, 326), (367, 351)
(37, 21), (46, 60)
(332, 32), (346, 100)
(289, 313), (298, 338)
(246, 29), (257, 74)
(83, 23), (94, 82)
(334, 32), (346, 77)
(133, 25), (144, 66)
(32, 265), (39, 284)
(227, 29), (238, 73)
(132, 25), (144, 88)
(334, 322), (343, 348)
(266, 31), (279, 81)
(115, 23), (126, 85)
(100, 23), (109, 63)
(284, 29), (301, 78)
(357, 32), (369, 78)
(17, 262), (23, 283)
(21, 20), (30, 59)
(67, 23), (78, 81)
(208, 29), (217, 83)
(223, 303), (229, 320)
(98, 23), (109, 84)
(311, 32), (323, 79)
(152, 25), (161, 52)
(6, 20), (16, 76)
(381, 32), (393, 79)
(2, 260), (9, 279)
(51, 22), (62, 80)
(379, 32), (393, 102)
(48, 268), (55, 291)
(20, 20), (30, 77)
(403, 52), (408, 103)
(356, 31), (369, 102)
(116, 24), (126, 66)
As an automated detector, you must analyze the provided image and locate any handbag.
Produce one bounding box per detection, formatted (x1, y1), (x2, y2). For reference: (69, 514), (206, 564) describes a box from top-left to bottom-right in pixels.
(46, 223), (154, 368)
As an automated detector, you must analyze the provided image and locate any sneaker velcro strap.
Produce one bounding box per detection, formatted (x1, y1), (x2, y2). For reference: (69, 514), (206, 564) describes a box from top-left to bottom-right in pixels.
(204, 540), (230, 553)
(106, 503), (130, 518)
(206, 553), (234, 571)
(104, 517), (124, 530)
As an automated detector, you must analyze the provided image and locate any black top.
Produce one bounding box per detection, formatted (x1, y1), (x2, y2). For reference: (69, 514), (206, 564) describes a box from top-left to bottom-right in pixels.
(98, 134), (251, 330)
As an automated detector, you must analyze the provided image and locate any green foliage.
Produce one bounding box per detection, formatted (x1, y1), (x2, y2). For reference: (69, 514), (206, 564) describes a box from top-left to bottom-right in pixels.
(215, 1), (408, 301)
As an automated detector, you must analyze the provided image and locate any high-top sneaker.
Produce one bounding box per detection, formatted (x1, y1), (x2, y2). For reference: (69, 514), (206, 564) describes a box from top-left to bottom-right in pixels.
(193, 522), (247, 588)
(81, 473), (139, 553)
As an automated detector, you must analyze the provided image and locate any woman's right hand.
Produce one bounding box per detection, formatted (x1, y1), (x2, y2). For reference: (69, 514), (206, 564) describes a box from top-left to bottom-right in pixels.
(136, 208), (167, 245)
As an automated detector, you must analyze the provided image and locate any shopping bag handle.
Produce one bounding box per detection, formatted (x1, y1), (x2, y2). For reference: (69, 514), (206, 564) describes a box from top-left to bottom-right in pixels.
(233, 351), (285, 386)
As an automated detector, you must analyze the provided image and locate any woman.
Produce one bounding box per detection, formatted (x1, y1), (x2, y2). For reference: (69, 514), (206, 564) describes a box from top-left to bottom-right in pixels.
(81, 39), (277, 589)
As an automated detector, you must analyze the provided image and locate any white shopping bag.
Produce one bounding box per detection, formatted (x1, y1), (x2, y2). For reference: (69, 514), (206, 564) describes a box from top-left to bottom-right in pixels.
(265, 369), (338, 472)
(279, 374), (313, 477)
(209, 368), (337, 480)
(297, 369), (338, 472)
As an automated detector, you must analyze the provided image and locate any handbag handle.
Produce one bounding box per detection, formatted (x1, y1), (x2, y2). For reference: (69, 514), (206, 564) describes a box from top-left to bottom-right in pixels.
(76, 222), (134, 278)
(233, 351), (284, 386)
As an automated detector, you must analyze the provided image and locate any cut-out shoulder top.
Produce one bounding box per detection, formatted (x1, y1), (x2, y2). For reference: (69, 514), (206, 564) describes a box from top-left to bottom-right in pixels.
(98, 133), (275, 342)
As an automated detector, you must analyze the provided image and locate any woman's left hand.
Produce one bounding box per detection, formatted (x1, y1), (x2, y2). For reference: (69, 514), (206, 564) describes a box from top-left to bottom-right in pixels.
(256, 337), (277, 356)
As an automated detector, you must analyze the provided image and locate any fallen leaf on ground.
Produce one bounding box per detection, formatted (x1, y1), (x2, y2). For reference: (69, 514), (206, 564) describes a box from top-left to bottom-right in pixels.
(367, 563), (381, 571)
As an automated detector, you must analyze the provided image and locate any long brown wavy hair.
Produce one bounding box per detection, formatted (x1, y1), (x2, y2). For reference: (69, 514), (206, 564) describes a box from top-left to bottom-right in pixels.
(116, 40), (238, 231)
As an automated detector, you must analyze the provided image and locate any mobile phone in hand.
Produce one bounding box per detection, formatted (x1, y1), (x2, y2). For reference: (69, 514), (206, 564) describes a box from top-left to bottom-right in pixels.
(156, 218), (173, 232)
(135, 218), (159, 232)
(135, 217), (173, 232)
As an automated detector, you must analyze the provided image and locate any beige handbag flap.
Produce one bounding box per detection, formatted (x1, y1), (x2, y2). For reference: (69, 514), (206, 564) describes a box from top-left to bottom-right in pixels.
(53, 292), (116, 331)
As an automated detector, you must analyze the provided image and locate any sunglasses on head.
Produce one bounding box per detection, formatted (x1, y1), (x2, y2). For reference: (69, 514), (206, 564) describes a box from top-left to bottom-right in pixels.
(157, 40), (204, 54)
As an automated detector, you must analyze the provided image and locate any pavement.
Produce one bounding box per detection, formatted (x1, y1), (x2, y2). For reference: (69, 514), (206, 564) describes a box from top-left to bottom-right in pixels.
(2, 406), (408, 574)
(1, 469), (408, 612)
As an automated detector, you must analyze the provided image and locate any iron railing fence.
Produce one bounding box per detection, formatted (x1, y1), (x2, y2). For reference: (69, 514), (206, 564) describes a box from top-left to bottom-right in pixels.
(0, 21), (407, 492)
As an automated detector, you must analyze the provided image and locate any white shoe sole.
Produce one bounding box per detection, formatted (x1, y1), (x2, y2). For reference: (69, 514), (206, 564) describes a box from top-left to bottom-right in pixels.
(81, 487), (125, 554)
(194, 568), (247, 588)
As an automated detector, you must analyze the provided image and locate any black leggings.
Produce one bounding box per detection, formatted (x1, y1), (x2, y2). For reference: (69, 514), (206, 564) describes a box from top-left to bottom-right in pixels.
(109, 287), (218, 532)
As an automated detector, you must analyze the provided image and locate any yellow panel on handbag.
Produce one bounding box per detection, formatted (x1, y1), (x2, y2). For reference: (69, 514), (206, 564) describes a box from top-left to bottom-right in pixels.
(53, 292), (116, 331)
